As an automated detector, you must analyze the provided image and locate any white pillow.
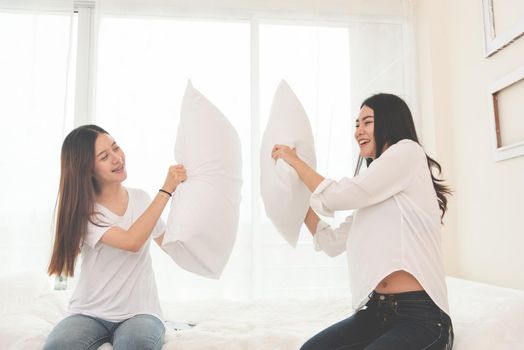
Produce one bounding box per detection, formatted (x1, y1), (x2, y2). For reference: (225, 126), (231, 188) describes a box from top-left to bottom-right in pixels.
(162, 80), (242, 279)
(260, 80), (317, 246)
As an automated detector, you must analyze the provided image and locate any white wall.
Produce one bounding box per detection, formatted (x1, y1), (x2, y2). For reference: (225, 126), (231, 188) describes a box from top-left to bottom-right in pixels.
(414, 0), (524, 290)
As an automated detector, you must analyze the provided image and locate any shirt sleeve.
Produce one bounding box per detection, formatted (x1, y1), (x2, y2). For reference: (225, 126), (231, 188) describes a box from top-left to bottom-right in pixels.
(310, 140), (424, 216)
(313, 215), (353, 257)
(84, 215), (113, 249)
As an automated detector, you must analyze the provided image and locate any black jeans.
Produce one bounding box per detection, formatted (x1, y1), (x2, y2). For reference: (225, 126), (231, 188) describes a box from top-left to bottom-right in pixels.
(300, 290), (453, 350)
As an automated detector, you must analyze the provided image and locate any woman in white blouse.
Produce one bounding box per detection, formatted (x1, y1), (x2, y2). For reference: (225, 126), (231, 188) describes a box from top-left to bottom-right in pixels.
(272, 93), (453, 350)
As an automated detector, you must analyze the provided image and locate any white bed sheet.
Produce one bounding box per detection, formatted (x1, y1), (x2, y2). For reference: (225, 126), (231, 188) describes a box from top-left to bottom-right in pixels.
(1, 274), (523, 350)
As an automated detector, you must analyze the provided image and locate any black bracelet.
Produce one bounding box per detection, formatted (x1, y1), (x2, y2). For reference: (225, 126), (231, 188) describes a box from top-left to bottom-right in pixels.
(159, 189), (172, 197)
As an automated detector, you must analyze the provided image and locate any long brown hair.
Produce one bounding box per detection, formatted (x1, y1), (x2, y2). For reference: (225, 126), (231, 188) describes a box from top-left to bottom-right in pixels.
(48, 125), (109, 277)
(357, 93), (452, 221)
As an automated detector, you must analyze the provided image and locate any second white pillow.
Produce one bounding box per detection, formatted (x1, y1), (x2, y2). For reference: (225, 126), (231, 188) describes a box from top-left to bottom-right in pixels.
(260, 80), (317, 246)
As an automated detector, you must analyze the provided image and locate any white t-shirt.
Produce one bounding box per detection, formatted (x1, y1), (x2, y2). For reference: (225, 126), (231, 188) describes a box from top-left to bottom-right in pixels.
(68, 187), (166, 323)
(310, 139), (449, 315)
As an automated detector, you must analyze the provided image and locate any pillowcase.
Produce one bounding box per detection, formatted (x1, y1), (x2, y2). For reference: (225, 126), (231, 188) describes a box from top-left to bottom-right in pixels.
(260, 80), (317, 246)
(162, 80), (242, 279)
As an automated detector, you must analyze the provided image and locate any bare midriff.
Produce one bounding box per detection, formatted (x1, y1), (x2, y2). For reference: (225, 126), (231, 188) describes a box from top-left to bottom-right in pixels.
(374, 270), (424, 294)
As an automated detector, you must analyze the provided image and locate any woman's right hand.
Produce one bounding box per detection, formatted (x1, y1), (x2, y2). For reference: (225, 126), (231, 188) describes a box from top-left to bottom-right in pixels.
(162, 164), (187, 194)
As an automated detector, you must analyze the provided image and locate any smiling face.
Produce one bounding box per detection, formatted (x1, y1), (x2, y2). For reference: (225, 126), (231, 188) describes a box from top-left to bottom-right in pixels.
(354, 105), (377, 159)
(92, 133), (127, 187)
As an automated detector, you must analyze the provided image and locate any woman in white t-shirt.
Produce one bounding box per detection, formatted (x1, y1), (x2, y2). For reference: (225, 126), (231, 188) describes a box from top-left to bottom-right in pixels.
(44, 125), (186, 350)
(272, 94), (454, 349)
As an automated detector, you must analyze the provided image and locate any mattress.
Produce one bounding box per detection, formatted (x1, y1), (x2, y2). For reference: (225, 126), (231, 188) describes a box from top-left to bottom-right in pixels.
(1, 271), (523, 349)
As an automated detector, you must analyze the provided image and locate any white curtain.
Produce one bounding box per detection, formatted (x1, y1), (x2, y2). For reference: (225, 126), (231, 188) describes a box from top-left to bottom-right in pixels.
(0, 0), (75, 277)
(0, 0), (412, 301)
(93, 15), (253, 300)
(91, 1), (411, 301)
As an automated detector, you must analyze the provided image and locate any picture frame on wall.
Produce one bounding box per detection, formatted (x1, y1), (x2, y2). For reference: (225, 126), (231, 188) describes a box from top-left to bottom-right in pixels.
(488, 66), (524, 161)
(482, 0), (524, 57)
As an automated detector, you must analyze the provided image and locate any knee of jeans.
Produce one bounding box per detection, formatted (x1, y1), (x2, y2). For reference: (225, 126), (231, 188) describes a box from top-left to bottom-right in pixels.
(118, 335), (164, 350)
(43, 337), (83, 350)
(42, 340), (55, 350)
(119, 328), (164, 350)
(299, 338), (318, 350)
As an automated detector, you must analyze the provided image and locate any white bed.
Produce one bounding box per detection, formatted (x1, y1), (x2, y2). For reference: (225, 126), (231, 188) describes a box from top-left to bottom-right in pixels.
(1, 271), (523, 349)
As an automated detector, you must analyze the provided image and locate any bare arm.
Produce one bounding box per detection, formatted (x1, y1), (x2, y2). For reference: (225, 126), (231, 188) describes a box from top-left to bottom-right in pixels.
(304, 207), (320, 235)
(100, 193), (171, 252)
(99, 165), (186, 252)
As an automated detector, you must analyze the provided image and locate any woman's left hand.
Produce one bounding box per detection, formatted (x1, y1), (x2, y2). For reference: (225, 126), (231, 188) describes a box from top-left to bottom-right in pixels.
(272, 144), (300, 166)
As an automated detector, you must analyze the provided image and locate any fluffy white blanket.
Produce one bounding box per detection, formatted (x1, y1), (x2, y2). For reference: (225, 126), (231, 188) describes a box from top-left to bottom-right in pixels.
(1, 272), (523, 350)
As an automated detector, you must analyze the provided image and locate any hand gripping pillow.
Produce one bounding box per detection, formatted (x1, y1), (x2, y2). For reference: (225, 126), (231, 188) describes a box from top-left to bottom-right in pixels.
(162, 80), (242, 279)
(260, 80), (317, 246)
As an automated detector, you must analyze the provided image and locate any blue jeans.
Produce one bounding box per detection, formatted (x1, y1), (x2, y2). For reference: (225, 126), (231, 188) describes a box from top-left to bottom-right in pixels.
(301, 290), (453, 350)
(43, 314), (165, 350)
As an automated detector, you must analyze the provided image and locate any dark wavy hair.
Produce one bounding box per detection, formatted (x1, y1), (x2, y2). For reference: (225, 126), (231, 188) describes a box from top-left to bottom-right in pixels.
(358, 93), (452, 221)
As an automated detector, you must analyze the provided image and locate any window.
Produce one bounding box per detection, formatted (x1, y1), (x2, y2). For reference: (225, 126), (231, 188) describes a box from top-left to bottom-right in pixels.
(94, 18), (357, 300)
(0, 10), (77, 275)
(95, 17), (252, 300)
(256, 23), (352, 297)
(0, 3), (411, 299)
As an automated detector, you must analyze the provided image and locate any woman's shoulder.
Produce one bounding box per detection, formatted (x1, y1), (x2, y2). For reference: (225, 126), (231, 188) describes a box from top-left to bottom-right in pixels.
(385, 139), (425, 160)
(392, 138), (422, 149)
